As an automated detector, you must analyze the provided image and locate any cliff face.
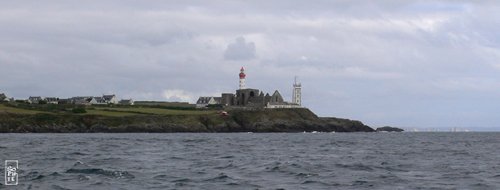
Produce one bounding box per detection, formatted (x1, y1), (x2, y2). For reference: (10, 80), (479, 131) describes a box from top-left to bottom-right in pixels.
(0, 108), (374, 133)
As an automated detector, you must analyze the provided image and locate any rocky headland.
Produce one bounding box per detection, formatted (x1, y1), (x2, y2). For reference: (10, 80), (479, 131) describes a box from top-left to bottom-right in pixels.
(0, 107), (374, 133)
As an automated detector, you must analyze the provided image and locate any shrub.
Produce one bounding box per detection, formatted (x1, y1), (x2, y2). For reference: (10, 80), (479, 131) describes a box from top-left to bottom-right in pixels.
(72, 107), (87, 113)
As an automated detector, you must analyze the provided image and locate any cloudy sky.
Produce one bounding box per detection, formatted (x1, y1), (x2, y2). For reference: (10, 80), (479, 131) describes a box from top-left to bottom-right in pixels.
(1, 1), (500, 130)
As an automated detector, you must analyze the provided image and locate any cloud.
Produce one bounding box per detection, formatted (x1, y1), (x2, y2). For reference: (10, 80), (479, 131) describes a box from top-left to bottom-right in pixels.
(224, 36), (256, 60)
(162, 89), (194, 103)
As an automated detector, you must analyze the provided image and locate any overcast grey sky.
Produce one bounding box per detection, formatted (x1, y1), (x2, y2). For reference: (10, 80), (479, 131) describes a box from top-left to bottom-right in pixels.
(1, 1), (500, 130)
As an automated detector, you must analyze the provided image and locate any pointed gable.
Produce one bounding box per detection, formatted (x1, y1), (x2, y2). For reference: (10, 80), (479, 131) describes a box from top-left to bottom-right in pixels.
(271, 90), (284, 103)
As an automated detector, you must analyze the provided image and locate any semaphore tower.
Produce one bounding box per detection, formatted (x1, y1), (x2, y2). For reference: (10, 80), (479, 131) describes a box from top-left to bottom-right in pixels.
(292, 76), (301, 106)
(239, 67), (246, 89)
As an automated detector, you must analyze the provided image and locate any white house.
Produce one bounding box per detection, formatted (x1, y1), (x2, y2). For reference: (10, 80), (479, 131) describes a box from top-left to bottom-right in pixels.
(196, 97), (220, 108)
(103, 94), (118, 104)
(28, 96), (44, 104)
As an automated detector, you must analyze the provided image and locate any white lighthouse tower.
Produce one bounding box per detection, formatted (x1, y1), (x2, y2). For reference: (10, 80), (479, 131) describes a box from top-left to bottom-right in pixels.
(292, 76), (302, 106)
(239, 67), (246, 89)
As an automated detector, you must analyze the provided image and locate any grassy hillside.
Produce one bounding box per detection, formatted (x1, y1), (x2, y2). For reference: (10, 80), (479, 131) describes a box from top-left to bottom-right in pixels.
(0, 103), (374, 133)
(0, 104), (47, 114)
(94, 107), (216, 115)
(0, 102), (214, 117)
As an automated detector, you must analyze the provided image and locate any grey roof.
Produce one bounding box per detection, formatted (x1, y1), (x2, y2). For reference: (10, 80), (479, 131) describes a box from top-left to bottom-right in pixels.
(196, 97), (222, 104)
(103, 95), (116, 101)
(196, 97), (212, 104)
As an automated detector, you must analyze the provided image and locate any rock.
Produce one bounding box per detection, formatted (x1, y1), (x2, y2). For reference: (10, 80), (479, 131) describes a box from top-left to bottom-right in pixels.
(376, 126), (404, 132)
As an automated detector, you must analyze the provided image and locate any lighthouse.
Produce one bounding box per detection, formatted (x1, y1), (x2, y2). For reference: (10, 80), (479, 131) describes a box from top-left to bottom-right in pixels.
(239, 67), (246, 89)
(292, 76), (301, 106)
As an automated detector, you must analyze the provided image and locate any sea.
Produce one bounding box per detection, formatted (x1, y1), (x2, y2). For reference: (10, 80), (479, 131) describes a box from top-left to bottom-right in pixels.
(0, 132), (499, 190)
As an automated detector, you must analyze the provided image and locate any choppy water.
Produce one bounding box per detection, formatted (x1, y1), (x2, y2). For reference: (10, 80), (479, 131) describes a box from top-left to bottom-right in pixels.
(0, 132), (499, 189)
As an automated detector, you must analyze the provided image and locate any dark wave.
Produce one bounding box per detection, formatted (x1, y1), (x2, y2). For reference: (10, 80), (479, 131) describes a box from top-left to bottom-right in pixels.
(65, 161), (134, 179)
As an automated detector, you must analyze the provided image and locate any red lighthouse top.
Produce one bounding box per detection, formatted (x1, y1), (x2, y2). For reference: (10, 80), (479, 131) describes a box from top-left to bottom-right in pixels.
(239, 67), (246, 79)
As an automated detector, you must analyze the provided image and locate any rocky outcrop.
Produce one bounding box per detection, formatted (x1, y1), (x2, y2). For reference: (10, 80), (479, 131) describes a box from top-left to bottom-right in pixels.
(320, 117), (375, 132)
(0, 108), (375, 133)
(376, 126), (404, 132)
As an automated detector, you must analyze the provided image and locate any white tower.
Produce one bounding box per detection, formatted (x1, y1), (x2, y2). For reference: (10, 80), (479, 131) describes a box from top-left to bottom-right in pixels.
(239, 67), (246, 89)
(292, 76), (302, 106)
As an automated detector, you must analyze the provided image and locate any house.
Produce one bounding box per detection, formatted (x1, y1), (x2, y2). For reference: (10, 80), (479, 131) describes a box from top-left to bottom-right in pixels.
(103, 94), (118, 104)
(72, 96), (97, 105)
(58, 98), (72, 104)
(196, 97), (221, 108)
(28, 96), (44, 104)
(45, 97), (59, 104)
(119, 99), (134, 105)
(0, 93), (8, 102)
(93, 97), (107, 105)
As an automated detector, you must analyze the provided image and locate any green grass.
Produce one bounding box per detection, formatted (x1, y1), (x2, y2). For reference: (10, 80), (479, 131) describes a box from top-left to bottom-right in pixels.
(95, 107), (216, 115)
(0, 103), (216, 117)
(84, 109), (139, 117)
(0, 104), (48, 114)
